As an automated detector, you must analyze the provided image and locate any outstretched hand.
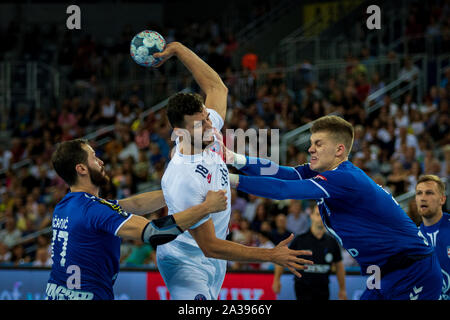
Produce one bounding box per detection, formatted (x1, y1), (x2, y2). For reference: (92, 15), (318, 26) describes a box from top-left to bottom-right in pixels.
(153, 42), (180, 68)
(271, 234), (313, 278)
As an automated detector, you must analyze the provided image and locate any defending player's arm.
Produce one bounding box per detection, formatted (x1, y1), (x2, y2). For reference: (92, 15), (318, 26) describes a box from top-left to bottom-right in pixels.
(189, 219), (313, 278)
(220, 141), (318, 180)
(153, 42), (228, 120)
(117, 190), (165, 215)
(229, 173), (330, 201)
(117, 190), (227, 248)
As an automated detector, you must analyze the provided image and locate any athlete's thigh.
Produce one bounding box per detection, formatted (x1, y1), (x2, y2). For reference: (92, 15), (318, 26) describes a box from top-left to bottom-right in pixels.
(165, 265), (212, 300)
(157, 258), (212, 300)
(385, 254), (442, 300)
(359, 288), (384, 300)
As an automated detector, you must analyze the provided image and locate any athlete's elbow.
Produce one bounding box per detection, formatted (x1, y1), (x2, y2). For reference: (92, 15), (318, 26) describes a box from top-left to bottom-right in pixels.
(206, 83), (228, 95)
(199, 242), (221, 259)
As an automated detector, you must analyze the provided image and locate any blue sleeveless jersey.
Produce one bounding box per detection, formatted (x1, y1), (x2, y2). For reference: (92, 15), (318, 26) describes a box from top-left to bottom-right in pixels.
(46, 192), (132, 300)
(419, 212), (450, 300)
(238, 160), (433, 275)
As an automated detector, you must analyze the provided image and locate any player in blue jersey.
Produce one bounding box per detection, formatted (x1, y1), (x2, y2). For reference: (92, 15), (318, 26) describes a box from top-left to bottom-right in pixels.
(45, 139), (228, 300)
(416, 174), (450, 300)
(224, 115), (442, 300)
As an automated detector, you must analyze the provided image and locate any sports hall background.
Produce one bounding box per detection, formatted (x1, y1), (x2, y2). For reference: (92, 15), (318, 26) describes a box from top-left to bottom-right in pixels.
(0, 0), (448, 300)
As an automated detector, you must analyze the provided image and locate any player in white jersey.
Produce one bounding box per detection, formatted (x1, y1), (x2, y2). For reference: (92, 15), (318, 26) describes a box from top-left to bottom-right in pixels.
(153, 42), (313, 300)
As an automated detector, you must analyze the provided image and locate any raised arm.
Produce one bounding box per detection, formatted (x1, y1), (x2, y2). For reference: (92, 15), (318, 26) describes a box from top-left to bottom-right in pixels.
(154, 42), (228, 120)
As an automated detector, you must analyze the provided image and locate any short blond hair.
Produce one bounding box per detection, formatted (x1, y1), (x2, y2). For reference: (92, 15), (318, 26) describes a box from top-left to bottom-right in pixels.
(416, 175), (446, 196)
(310, 115), (354, 154)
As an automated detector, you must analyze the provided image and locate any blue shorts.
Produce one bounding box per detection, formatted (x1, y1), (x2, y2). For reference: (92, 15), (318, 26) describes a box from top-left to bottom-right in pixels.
(360, 252), (442, 300)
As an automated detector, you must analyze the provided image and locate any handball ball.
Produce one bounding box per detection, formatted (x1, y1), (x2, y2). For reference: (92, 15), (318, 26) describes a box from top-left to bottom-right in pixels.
(130, 30), (166, 67)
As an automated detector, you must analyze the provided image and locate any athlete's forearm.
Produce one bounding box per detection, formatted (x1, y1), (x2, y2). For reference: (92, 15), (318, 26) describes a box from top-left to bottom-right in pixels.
(204, 238), (275, 263)
(335, 261), (346, 291)
(174, 42), (227, 95)
(239, 156), (303, 180)
(237, 175), (328, 200)
(118, 190), (166, 215)
(171, 203), (211, 231)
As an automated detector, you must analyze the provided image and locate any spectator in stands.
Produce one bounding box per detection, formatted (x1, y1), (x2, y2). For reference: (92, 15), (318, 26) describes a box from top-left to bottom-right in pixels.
(99, 96), (116, 125)
(369, 72), (385, 104)
(11, 244), (31, 266)
(230, 188), (247, 214)
(285, 200), (310, 236)
(395, 126), (420, 156)
(0, 216), (22, 248)
(123, 239), (155, 267)
(394, 109), (409, 129)
(407, 161), (422, 192)
(372, 174), (392, 195)
(440, 67), (450, 89)
(387, 161), (409, 196)
(250, 203), (268, 233)
(405, 14), (424, 53)
(32, 246), (52, 267)
(409, 109), (425, 136)
(425, 16), (441, 54)
(256, 231), (275, 270)
(116, 103), (136, 126)
(228, 209), (243, 235)
(36, 234), (52, 257)
(399, 56), (420, 88)
(242, 194), (262, 223)
(355, 72), (370, 102)
(0, 145), (13, 171)
(118, 131), (139, 163)
(270, 213), (292, 245)
(231, 218), (254, 246)
(34, 203), (52, 230)
(241, 48), (258, 72)
(0, 241), (11, 264)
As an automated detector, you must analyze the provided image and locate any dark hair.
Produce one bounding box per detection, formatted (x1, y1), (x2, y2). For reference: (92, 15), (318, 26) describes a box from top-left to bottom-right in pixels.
(51, 139), (89, 186)
(166, 92), (204, 128)
(310, 115), (354, 155)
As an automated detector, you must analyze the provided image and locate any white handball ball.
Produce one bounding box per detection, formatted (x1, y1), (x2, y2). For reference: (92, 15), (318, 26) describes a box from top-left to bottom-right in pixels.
(130, 30), (166, 67)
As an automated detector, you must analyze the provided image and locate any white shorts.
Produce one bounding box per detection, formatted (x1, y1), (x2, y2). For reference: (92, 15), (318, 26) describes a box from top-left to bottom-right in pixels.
(156, 242), (226, 300)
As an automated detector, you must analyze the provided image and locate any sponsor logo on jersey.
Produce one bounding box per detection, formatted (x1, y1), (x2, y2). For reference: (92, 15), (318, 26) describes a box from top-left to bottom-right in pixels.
(313, 174), (327, 181)
(447, 246), (450, 259)
(46, 283), (94, 300)
(194, 293), (207, 300)
(304, 264), (331, 274)
(85, 194), (129, 218)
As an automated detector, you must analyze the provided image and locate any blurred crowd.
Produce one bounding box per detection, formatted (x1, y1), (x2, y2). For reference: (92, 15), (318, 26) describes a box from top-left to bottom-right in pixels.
(0, 1), (449, 271)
